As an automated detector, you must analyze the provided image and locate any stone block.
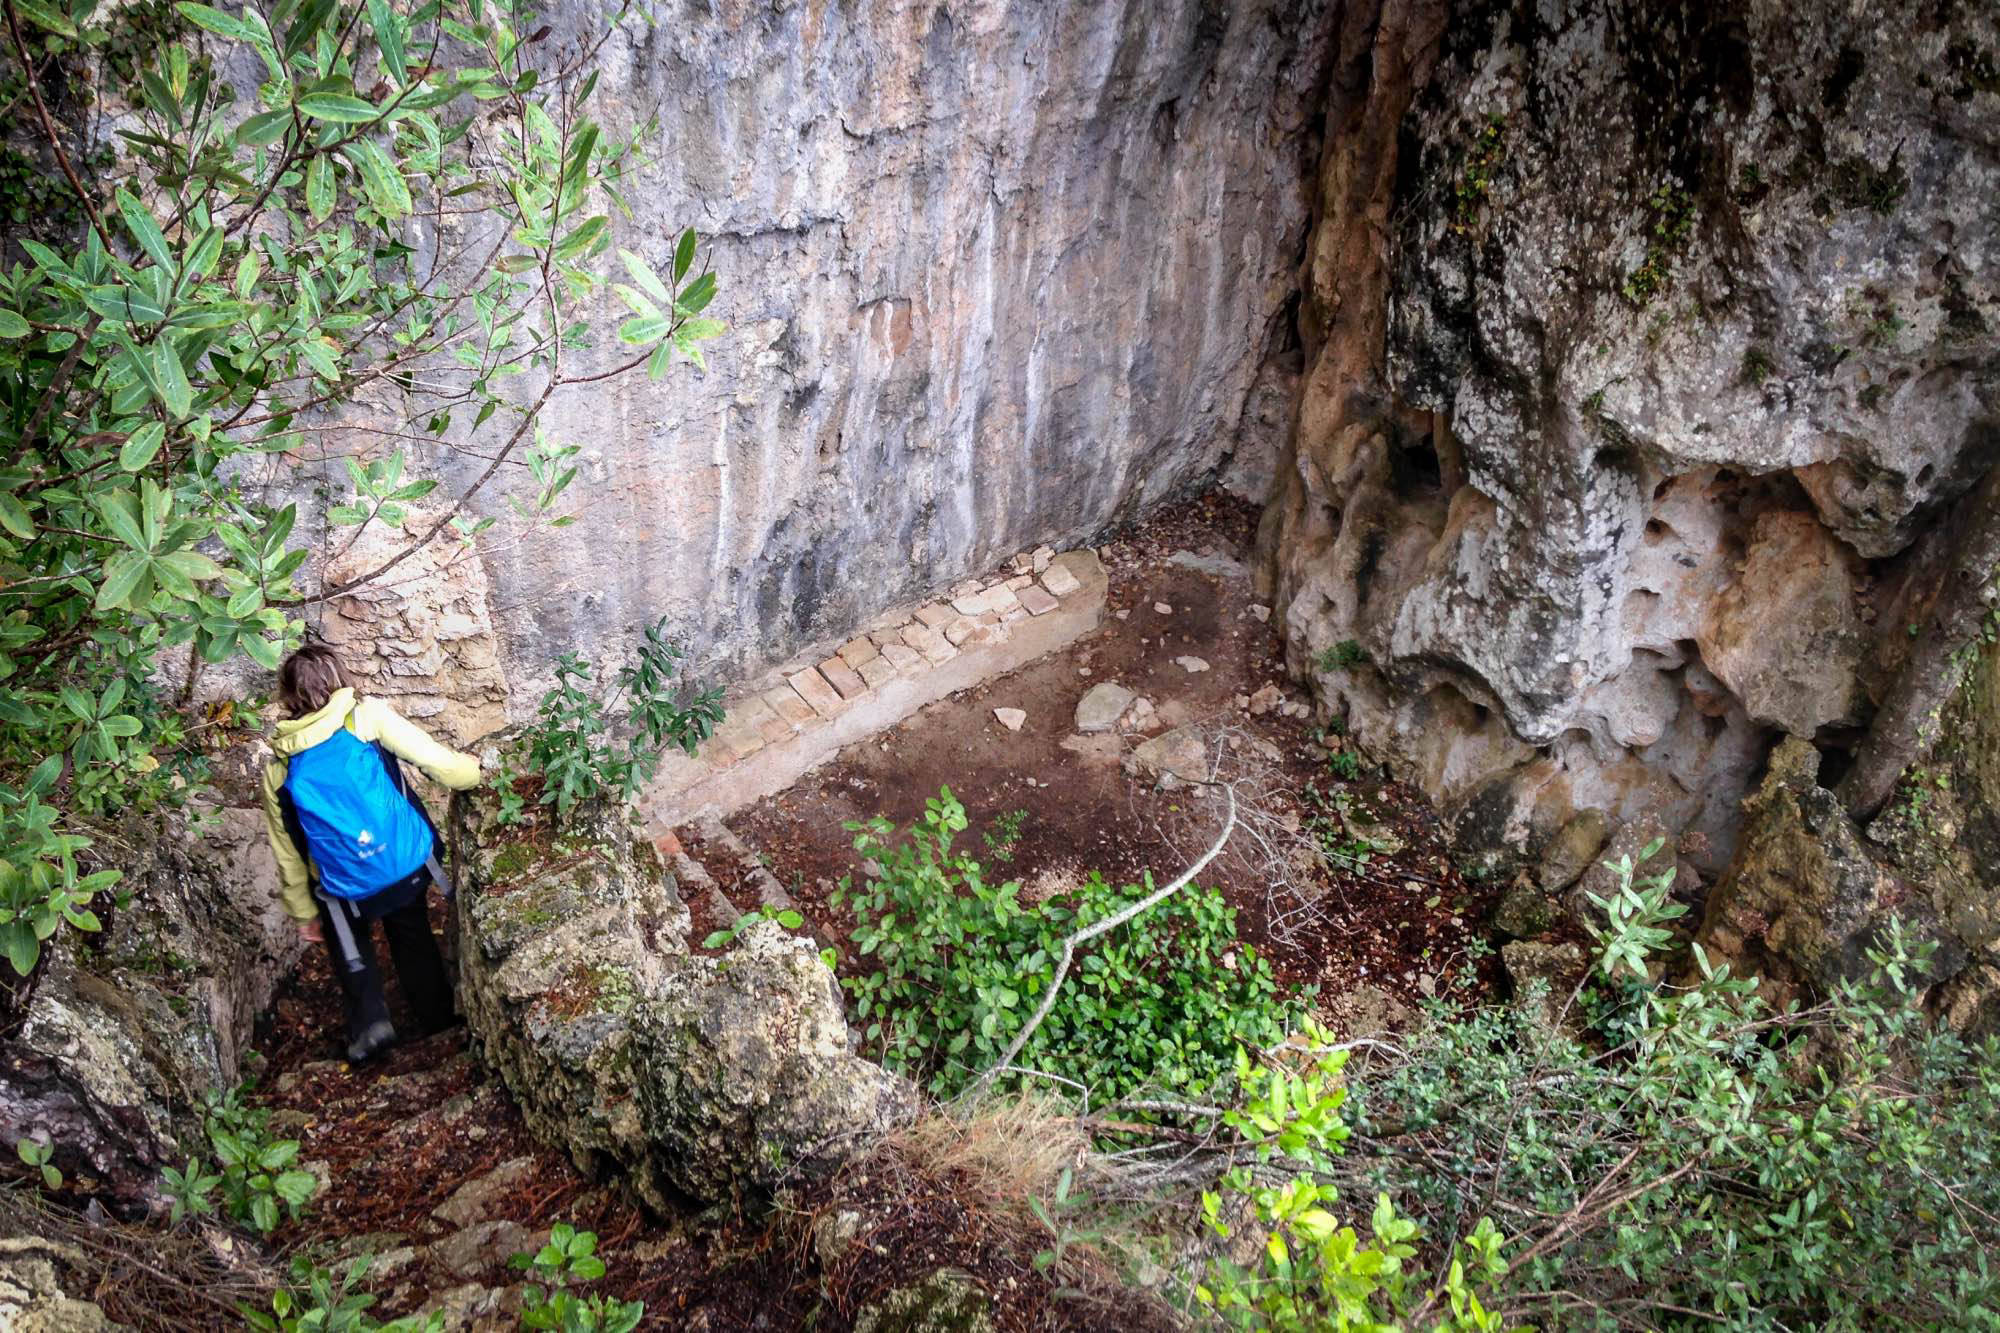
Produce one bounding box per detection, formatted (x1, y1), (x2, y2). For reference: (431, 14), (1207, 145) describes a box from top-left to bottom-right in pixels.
(857, 657), (896, 690)
(943, 616), (978, 645)
(1040, 563), (1082, 598)
(709, 714), (767, 762)
(1018, 585), (1059, 616)
(837, 637), (880, 669)
(734, 695), (792, 745)
(901, 623), (957, 665)
(880, 643), (923, 674)
(788, 669), (846, 719)
(983, 585), (1022, 615)
(763, 686), (816, 728)
(819, 657), (868, 700)
(950, 592), (988, 616)
(914, 604), (955, 629)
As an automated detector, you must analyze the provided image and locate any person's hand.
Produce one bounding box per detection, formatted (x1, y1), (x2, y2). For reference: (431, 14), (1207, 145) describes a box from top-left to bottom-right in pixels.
(297, 918), (323, 944)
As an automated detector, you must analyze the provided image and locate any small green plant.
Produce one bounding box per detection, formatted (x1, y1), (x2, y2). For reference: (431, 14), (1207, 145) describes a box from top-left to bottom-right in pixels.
(1740, 345), (1775, 386)
(700, 903), (805, 950)
(982, 807), (1029, 864)
(1326, 750), (1361, 781)
(1450, 113), (1507, 232)
(244, 1255), (443, 1333)
(833, 787), (1299, 1102)
(511, 618), (724, 821)
(1315, 639), (1368, 673)
(1622, 183), (1697, 307)
(162, 1083), (316, 1235)
(510, 1223), (644, 1333)
(15, 1135), (61, 1190)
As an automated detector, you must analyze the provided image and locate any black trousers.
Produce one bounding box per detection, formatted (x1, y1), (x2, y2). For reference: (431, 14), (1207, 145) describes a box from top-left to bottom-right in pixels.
(314, 889), (454, 1043)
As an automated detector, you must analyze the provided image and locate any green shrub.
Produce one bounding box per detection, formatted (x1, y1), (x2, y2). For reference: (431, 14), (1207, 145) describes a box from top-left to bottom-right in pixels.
(1183, 846), (2000, 1330)
(502, 617), (723, 822)
(162, 1082), (316, 1236)
(510, 1223), (644, 1333)
(244, 1255), (442, 1333)
(833, 787), (1299, 1103)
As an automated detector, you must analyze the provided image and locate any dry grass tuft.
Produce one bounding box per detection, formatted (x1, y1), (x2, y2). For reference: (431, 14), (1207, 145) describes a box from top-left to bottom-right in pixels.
(889, 1093), (1091, 1222)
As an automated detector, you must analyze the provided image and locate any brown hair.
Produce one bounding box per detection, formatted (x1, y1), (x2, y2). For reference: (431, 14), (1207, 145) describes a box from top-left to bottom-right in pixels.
(277, 642), (351, 717)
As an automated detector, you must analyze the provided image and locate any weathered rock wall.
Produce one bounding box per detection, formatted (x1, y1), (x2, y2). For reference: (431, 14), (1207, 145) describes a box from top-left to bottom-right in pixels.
(1263, 0), (2000, 889)
(298, 0), (1335, 724)
(0, 808), (299, 1215)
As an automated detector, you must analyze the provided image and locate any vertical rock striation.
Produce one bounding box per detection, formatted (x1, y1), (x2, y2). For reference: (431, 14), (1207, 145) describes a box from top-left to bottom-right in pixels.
(356, 0), (1336, 692)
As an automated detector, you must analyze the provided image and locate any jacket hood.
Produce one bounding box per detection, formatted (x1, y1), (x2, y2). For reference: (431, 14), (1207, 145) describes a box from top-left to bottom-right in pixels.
(272, 687), (357, 756)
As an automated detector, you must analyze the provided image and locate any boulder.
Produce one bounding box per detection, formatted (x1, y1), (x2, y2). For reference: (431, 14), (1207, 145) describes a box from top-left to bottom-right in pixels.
(0, 1236), (121, 1332)
(1501, 941), (1589, 1032)
(451, 789), (914, 1208)
(1130, 728), (1209, 785)
(1536, 811), (1608, 894)
(1493, 878), (1558, 941)
(0, 806), (301, 1216)
(852, 1268), (995, 1333)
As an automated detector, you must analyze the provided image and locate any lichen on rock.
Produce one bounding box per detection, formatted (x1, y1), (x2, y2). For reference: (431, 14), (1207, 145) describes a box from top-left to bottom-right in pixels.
(450, 788), (914, 1208)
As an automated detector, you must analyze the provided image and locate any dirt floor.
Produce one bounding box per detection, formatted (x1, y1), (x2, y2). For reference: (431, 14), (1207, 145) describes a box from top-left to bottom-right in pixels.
(732, 493), (1501, 1014)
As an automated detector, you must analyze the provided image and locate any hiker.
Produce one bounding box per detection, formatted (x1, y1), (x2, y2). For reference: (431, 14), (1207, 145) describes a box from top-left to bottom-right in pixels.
(259, 643), (482, 1063)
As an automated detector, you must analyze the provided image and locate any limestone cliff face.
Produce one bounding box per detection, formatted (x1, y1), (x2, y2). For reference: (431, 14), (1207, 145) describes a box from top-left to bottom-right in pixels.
(371, 0), (1334, 704)
(1264, 0), (2000, 880)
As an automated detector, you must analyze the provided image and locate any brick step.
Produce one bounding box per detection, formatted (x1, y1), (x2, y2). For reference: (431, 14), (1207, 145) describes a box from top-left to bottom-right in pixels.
(695, 818), (794, 912)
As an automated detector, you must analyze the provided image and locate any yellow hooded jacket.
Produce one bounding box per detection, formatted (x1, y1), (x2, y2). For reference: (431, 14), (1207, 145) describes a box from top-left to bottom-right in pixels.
(260, 688), (482, 921)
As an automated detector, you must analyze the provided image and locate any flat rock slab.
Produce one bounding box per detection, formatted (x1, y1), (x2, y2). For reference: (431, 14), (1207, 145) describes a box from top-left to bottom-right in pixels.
(993, 707), (1026, 731)
(1132, 726), (1209, 783)
(1074, 681), (1136, 732)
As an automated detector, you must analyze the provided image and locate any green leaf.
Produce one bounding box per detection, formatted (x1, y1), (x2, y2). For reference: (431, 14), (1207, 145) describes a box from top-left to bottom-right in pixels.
(297, 93), (381, 124)
(93, 490), (150, 551)
(305, 155), (335, 222)
(115, 189), (175, 273)
(153, 342), (194, 418)
(97, 552), (152, 612)
(673, 227), (697, 282)
(236, 108), (291, 148)
(619, 249), (671, 306)
(83, 285), (168, 324)
(344, 140), (411, 218)
(119, 422), (166, 472)
(0, 493), (32, 539)
(0, 309), (28, 338)
(14, 0), (76, 36)
(175, 2), (250, 40)
(366, 0), (406, 82)
(243, 634), (282, 669)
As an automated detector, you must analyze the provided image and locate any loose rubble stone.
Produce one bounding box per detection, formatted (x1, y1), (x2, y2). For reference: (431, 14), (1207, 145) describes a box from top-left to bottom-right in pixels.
(1174, 655), (1211, 673)
(433, 1157), (539, 1228)
(901, 624), (957, 665)
(1040, 564), (1081, 598)
(433, 1220), (541, 1278)
(1248, 604), (1271, 622)
(1132, 727), (1209, 784)
(1537, 811), (1609, 894)
(1152, 602), (1172, 614)
(1032, 545), (1054, 573)
(1246, 683), (1283, 716)
(1074, 682), (1137, 733)
(1120, 697), (1160, 733)
(944, 616), (979, 646)
(993, 708), (1026, 732)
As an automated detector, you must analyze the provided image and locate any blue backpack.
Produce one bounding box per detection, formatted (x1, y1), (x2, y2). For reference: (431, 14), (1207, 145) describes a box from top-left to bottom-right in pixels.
(282, 727), (433, 901)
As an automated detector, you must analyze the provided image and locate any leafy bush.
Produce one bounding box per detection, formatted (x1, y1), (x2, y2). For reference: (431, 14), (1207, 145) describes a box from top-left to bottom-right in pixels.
(510, 1223), (644, 1333)
(0, 0), (720, 977)
(244, 1254), (443, 1333)
(162, 1082), (316, 1236)
(833, 787), (1299, 1103)
(501, 617), (723, 822)
(1180, 850), (2000, 1330)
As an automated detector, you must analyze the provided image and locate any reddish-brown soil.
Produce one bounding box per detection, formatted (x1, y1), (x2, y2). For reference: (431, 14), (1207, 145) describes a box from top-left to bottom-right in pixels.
(731, 493), (1501, 1011)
